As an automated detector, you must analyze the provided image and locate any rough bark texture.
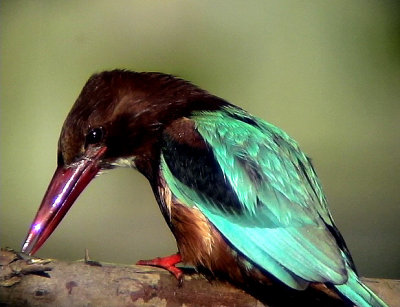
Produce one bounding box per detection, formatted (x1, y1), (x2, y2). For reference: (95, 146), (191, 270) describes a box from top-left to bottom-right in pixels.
(0, 249), (398, 307)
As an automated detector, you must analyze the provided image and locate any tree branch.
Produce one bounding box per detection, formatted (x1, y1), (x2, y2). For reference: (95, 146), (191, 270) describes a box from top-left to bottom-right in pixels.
(0, 249), (398, 307)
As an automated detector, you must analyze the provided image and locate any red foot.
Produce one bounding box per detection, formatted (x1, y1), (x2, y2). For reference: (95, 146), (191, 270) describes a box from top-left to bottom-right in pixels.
(136, 253), (183, 283)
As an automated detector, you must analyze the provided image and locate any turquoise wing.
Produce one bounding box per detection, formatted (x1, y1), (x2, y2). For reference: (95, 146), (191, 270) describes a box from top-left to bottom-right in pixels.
(161, 105), (388, 306)
(161, 106), (348, 289)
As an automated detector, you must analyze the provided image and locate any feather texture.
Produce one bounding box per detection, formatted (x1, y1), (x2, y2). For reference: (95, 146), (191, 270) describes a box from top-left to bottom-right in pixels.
(22, 70), (387, 307)
(160, 105), (388, 306)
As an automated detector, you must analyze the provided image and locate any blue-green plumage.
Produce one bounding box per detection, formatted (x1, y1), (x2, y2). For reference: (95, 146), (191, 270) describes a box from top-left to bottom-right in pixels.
(160, 106), (388, 307)
(22, 70), (388, 307)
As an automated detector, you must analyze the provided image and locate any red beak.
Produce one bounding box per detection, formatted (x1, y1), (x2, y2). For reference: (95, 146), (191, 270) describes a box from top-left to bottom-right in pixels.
(21, 146), (107, 255)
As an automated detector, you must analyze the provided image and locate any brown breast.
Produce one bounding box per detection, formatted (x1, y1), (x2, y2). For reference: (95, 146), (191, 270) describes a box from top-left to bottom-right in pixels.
(158, 180), (271, 286)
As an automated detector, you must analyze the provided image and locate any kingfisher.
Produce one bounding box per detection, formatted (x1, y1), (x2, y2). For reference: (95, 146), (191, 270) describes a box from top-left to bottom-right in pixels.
(22, 70), (387, 307)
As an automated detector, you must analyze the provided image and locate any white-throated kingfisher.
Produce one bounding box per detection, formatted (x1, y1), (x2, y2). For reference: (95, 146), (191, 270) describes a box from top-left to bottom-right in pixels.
(22, 70), (387, 307)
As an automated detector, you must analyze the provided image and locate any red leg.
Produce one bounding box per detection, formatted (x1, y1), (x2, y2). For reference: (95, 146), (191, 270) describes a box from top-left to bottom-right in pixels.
(136, 253), (183, 282)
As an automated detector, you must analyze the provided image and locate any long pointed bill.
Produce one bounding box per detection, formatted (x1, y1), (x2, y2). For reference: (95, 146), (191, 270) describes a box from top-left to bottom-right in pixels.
(22, 146), (107, 255)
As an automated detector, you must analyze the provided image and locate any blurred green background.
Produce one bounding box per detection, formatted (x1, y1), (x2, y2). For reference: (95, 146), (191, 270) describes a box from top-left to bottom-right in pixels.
(1, 1), (399, 279)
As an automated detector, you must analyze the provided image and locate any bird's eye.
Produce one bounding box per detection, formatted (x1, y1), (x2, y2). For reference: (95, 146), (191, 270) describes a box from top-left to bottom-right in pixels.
(85, 127), (104, 147)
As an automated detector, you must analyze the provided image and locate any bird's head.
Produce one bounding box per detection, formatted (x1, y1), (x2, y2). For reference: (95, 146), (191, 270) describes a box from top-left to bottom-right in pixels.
(21, 70), (219, 255)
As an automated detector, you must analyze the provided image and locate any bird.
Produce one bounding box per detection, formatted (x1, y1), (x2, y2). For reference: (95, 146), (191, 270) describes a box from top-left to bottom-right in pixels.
(21, 69), (387, 307)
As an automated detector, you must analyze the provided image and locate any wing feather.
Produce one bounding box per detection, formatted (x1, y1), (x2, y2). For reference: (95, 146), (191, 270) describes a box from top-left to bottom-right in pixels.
(161, 106), (350, 288)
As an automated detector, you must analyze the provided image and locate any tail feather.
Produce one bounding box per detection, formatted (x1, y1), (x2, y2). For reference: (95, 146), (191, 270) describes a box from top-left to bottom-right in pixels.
(334, 268), (388, 307)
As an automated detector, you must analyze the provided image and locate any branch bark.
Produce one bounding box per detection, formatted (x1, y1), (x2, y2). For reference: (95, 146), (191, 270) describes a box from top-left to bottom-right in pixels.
(0, 249), (398, 307)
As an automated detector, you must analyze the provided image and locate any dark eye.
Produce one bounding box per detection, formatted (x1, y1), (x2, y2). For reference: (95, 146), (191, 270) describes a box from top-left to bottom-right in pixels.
(85, 127), (104, 147)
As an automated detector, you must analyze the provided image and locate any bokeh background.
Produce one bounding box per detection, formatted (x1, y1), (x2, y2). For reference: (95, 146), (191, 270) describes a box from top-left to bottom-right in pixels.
(1, 1), (399, 279)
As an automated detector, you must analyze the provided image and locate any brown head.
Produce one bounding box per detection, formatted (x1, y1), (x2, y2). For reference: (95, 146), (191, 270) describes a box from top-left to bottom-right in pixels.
(22, 69), (224, 255)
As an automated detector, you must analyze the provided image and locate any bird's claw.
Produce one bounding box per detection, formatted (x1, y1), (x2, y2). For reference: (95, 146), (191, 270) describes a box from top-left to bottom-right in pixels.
(136, 253), (183, 285)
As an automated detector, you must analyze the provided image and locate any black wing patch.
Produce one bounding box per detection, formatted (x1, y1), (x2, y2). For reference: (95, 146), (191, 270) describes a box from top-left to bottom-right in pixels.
(161, 130), (244, 215)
